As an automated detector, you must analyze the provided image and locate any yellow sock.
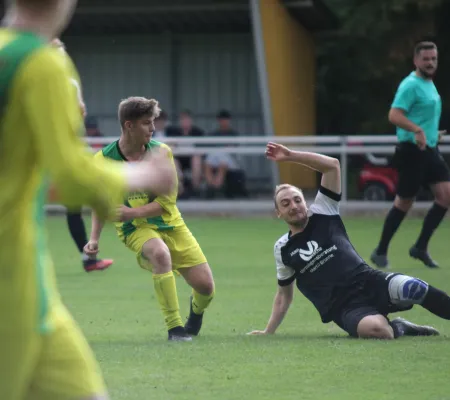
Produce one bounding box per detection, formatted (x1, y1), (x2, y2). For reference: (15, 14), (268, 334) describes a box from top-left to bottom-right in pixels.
(192, 289), (215, 315)
(153, 271), (183, 330)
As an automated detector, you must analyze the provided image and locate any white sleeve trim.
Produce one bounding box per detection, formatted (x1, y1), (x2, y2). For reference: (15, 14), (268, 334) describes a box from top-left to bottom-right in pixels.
(274, 233), (295, 281)
(309, 191), (339, 216)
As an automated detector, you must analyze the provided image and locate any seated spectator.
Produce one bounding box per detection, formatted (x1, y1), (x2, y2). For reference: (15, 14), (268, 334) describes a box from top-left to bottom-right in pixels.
(166, 110), (205, 198)
(204, 110), (248, 199)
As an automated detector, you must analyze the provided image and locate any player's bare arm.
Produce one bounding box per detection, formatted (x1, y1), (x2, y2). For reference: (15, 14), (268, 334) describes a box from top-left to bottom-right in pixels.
(265, 142), (341, 194)
(84, 211), (105, 258)
(248, 283), (294, 335)
(389, 108), (426, 150)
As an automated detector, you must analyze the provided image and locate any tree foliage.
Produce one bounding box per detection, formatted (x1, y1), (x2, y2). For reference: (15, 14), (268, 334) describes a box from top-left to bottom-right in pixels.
(316, 0), (449, 135)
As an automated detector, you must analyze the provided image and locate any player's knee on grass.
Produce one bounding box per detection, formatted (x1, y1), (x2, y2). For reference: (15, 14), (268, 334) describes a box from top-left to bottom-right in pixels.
(388, 274), (429, 307)
(357, 315), (394, 339)
(142, 239), (172, 274)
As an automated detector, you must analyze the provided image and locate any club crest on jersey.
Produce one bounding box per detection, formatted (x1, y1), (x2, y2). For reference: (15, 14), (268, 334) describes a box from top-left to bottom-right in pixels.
(299, 241), (319, 261)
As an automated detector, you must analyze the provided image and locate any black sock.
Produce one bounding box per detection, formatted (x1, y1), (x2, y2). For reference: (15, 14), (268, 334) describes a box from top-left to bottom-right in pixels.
(67, 211), (88, 254)
(415, 203), (447, 251)
(421, 285), (450, 320)
(376, 207), (407, 255)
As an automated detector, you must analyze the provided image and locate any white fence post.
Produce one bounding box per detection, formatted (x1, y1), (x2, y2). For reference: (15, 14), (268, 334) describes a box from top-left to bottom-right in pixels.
(340, 135), (348, 203)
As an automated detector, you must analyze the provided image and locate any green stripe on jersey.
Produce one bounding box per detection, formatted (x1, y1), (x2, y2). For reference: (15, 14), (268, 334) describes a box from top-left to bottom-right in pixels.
(0, 32), (45, 125)
(35, 177), (51, 333)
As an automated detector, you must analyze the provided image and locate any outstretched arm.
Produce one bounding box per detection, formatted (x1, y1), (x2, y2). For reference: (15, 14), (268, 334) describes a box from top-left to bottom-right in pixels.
(247, 283), (294, 335)
(84, 210), (105, 257)
(266, 142), (341, 194)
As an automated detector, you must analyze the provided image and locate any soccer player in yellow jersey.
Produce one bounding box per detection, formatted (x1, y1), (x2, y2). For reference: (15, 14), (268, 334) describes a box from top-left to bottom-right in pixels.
(85, 97), (215, 342)
(51, 38), (114, 273)
(0, 1), (175, 399)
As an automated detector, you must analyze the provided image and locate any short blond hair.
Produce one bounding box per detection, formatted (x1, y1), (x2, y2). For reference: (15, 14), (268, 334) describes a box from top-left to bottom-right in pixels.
(118, 97), (161, 128)
(274, 184), (303, 209)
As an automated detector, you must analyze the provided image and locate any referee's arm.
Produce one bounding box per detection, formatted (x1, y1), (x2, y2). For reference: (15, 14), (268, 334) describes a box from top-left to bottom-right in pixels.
(388, 108), (422, 135)
(389, 108), (426, 150)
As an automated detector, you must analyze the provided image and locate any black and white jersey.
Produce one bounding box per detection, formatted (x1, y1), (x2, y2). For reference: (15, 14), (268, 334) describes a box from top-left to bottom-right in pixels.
(274, 186), (372, 323)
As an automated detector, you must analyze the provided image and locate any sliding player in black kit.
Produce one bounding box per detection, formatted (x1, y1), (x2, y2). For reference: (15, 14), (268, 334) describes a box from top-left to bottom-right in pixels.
(248, 142), (450, 339)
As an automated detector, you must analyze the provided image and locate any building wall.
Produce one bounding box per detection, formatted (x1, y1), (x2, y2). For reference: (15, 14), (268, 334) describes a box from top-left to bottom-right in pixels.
(258, 0), (317, 189)
(64, 33), (270, 183)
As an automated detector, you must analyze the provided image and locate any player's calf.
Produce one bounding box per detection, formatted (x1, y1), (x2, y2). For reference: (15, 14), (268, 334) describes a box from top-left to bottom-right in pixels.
(141, 239), (185, 337)
(421, 284), (450, 320)
(388, 272), (450, 326)
(387, 274), (429, 307)
(179, 263), (215, 336)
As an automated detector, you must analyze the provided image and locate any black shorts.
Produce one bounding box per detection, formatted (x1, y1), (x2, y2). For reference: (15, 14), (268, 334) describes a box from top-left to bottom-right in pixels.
(331, 270), (413, 337)
(393, 142), (450, 198)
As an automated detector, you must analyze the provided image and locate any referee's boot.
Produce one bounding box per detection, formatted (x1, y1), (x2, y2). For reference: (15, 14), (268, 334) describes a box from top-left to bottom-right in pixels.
(409, 246), (439, 268)
(185, 296), (204, 336)
(391, 317), (440, 337)
(370, 249), (389, 269)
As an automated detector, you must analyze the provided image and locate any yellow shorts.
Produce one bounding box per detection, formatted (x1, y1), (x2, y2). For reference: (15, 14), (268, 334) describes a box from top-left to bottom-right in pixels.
(0, 304), (106, 400)
(124, 223), (207, 271)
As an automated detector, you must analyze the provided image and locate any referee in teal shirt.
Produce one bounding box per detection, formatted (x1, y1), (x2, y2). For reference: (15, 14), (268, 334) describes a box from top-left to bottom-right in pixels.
(372, 41), (449, 269)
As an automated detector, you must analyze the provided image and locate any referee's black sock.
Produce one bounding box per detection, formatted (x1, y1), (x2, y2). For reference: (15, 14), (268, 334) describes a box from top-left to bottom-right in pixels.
(421, 285), (450, 320)
(414, 203), (447, 250)
(67, 211), (89, 254)
(376, 206), (406, 255)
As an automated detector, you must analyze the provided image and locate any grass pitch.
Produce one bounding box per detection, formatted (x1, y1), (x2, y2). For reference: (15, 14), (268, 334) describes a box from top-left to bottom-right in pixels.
(47, 215), (450, 400)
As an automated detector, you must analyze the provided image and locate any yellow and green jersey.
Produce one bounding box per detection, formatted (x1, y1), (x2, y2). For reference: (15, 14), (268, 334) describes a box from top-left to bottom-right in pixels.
(0, 29), (127, 334)
(95, 140), (184, 240)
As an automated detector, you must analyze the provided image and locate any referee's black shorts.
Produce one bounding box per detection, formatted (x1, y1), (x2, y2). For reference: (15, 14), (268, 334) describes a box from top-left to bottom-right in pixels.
(393, 142), (450, 199)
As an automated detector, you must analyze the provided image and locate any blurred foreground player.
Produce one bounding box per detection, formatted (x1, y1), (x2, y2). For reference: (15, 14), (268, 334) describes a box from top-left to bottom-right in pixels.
(0, 1), (175, 399)
(248, 143), (450, 340)
(51, 38), (113, 272)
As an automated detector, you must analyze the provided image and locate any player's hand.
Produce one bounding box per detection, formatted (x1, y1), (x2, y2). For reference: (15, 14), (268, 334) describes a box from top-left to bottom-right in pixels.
(414, 129), (426, 150)
(84, 240), (99, 257)
(265, 142), (292, 162)
(126, 148), (176, 195)
(115, 205), (135, 222)
(439, 129), (447, 142)
(246, 330), (269, 335)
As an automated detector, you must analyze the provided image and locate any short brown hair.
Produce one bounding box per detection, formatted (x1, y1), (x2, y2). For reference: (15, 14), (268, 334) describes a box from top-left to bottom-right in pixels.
(274, 184), (303, 209)
(118, 97), (161, 128)
(414, 41), (437, 55)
